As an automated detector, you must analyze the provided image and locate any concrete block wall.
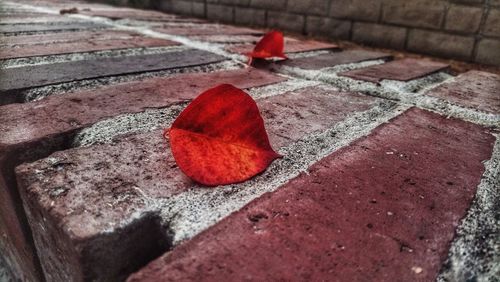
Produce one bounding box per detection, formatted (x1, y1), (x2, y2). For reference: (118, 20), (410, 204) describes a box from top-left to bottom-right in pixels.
(112, 0), (500, 66)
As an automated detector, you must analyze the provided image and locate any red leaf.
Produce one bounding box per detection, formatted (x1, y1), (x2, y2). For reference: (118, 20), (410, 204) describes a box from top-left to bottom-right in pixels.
(166, 84), (281, 186)
(247, 30), (288, 64)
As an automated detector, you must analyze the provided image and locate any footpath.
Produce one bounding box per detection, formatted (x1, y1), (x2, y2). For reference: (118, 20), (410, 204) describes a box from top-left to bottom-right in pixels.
(0, 0), (498, 281)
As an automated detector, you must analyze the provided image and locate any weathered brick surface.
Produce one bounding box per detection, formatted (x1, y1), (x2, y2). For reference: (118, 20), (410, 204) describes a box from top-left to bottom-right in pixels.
(191, 34), (260, 43)
(0, 15), (81, 24)
(226, 40), (338, 55)
(282, 50), (392, 70)
(483, 9), (500, 37)
(424, 70), (500, 114)
(382, 0), (446, 29)
(449, 0), (483, 3)
(330, 0), (381, 21)
(6, 0), (500, 66)
(0, 30), (140, 45)
(287, 0), (329, 16)
(206, 3), (234, 23)
(249, 0), (286, 10)
(234, 7), (265, 26)
(0, 68), (284, 281)
(16, 87), (380, 281)
(0, 68), (285, 148)
(208, 0), (249, 5)
(127, 108), (495, 281)
(445, 5), (483, 33)
(267, 11), (304, 34)
(154, 24), (262, 36)
(305, 16), (351, 40)
(0, 162), (43, 282)
(0, 22), (108, 34)
(352, 22), (407, 50)
(2, 1), (499, 281)
(80, 9), (194, 21)
(0, 37), (178, 59)
(0, 50), (225, 104)
(475, 38), (500, 66)
(340, 58), (449, 83)
(158, 0), (193, 15)
(191, 1), (206, 17)
(407, 29), (475, 60)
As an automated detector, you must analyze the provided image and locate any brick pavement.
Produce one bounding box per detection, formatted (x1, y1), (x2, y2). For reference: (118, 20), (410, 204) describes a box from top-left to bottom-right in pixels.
(0, 1), (499, 281)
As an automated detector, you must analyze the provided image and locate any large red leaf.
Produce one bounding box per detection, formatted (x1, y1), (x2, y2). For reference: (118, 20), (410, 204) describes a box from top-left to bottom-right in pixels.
(247, 30), (287, 64)
(166, 84), (281, 186)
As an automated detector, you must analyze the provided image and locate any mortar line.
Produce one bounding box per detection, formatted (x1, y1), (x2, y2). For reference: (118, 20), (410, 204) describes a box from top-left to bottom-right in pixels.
(6, 1), (248, 67)
(150, 101), (409, 243)
(437, 133), (500, 281)
(277, 64), (500, 127)
(71, 78), (322, 148)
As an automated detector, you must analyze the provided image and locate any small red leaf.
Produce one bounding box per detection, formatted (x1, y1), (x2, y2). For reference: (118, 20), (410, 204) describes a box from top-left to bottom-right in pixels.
(247, 30), (288, 64)
(166, 84), (281, 186)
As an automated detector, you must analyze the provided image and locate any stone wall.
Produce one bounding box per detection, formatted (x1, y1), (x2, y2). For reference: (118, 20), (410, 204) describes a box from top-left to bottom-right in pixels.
(111, 0), (500, 66)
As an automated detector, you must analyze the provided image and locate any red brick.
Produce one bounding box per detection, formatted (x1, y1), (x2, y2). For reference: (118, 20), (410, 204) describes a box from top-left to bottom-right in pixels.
(0, 67), (283, 281)
(339, 58), (449, 83)
(0, 22), (108, 34)
(80, 9), (178, 21)
(0, 30), (140, 45)
(79, 8), (207, 23)
(0, 159), (43, 282)
(282, 50), (392, 69)
(226, 40), (339, 54)
(154, 24), (263, 36)
(15, 87), (380, 281)
(0, 12), (48, 18)
(0, 37), (178, 59)
(0, 68), (285, 147)
(0, 49), (225, 104)
(0, 16), (80, 24)
(424, 70), (500, 114)
(191, 35), (262, 44)
(127, 108), (495, 282)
